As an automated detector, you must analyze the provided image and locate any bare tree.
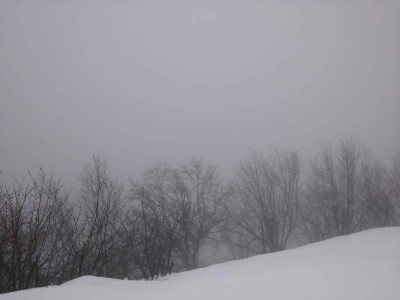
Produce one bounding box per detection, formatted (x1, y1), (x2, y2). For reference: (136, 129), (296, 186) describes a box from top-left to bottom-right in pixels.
(172, 159), (228, 270)
(69, 156), (125, 279)
(302, 140), (360, 240)
(0, 171), (68, 292)
(128, 159), (228, 274)
(358, 151), (394, 228)
(388, 149), (400, 224)
(230, 149), (300, 254)
(301, 138), (396, 242)
(127, 163), (181, 279)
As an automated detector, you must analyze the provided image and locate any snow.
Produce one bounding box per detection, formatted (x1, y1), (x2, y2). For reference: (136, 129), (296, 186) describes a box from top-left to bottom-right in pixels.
(2, 227), (399, 300)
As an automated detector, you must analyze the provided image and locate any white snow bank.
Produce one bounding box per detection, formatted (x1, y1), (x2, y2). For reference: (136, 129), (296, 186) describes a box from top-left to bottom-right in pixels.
(1, 227), (399, 300)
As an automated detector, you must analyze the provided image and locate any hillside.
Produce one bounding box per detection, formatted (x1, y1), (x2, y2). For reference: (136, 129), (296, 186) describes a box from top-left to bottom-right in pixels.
(2, 227), (399, 300)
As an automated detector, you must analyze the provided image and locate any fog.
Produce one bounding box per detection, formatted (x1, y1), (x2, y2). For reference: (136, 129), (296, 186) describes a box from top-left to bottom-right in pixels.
(1, 0), (399, 186)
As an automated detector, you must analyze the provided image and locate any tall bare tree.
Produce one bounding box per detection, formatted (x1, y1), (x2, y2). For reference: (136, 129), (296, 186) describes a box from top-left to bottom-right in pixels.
(173, 159), (228, 270)
(128, 159), (228, 273)
(388, 149), (400, 224)
(301, 138), (396, 242)
(69, 156), (125, 278)
(0, 171), (68, 292)
(127, 164), (180, 279)
(359, 151), (394, 228)
(302, 140), (360, 240)
(230, 149), (300, 254)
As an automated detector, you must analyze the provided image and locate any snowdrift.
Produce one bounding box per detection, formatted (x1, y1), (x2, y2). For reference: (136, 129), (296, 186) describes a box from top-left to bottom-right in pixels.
(2, 227), (399, 300)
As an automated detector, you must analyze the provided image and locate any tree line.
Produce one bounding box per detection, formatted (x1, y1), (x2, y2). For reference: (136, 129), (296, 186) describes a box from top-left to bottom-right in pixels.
(0, 138), (399, 293)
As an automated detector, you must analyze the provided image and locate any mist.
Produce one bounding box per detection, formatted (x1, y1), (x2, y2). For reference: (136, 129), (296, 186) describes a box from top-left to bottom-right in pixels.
(1, 0), (399, 186)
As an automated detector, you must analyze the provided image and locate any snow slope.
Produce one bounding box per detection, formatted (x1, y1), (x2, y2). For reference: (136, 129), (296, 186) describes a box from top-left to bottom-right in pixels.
(2, 227), (399, 300)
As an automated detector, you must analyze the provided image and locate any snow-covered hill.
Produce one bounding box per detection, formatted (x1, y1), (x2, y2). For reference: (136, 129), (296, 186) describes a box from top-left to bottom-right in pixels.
(2, 227), (399, 300)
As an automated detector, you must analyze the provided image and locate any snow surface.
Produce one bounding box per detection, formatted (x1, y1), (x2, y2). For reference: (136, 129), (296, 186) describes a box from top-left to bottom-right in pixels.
(2, 227), (399, 300)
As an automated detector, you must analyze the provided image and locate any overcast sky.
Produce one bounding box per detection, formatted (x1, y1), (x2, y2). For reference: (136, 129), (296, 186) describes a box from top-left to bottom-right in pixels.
(1, 0), (399, 187)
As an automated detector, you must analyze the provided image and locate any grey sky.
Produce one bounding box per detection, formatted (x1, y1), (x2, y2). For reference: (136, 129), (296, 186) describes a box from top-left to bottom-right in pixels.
(1, 0), (399, 187)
